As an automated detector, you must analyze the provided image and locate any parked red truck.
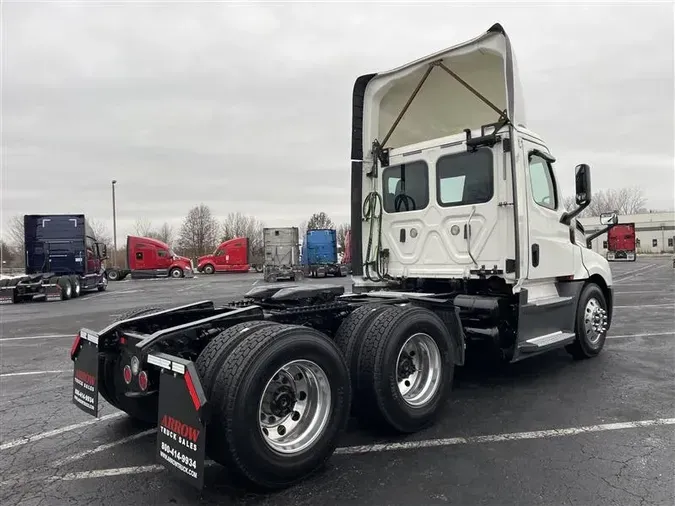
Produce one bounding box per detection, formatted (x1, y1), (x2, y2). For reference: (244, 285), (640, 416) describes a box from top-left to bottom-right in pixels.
(106, 236), (194, 280)
(606, 223), (636, 262)
(196, 237), (263, 274)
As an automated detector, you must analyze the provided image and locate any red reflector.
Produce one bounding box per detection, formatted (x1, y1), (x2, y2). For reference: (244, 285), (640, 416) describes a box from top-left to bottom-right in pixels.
(70, 334), (82, 359)
(120, 336), (127, 345)
(138, 371), (148, 391)
(184, 370), (201, 411)
(123, 365), (132, 384)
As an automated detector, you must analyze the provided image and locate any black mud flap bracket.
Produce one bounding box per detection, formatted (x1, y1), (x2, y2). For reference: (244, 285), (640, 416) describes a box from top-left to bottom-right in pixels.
(71, 329), (100, 417)
(147, 352), (209, 491)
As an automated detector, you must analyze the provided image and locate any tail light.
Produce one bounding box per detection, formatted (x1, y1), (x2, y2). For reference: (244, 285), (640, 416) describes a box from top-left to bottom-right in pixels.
(138, 371), (149, 391)
(123, 365), (132, 384)
(70, 334), (82, 359)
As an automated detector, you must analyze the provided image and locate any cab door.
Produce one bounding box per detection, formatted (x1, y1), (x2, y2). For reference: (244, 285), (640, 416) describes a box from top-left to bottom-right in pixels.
(214, 248), (227, 270)
(522, 140), (575, 280)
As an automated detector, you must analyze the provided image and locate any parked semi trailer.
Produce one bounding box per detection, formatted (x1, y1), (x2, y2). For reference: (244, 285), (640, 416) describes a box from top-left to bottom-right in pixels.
(262, 227), (304, 282)
(196, 237), (263, 274)
(302, 229), (348, 278)
(0, 214), (108, 303)
(70, 23), (619, 493)
(106, 236), (194, 281)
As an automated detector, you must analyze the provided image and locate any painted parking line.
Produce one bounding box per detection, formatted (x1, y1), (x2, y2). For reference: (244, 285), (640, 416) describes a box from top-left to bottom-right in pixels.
(0, 412), (125, 451)
(616, 264), (669, 283)
(607, 331), (674, 339)
(0, 369), (68, 378)
(42, 416), (675, 483)
(0, 334), (73, 342)
(613, 303), (675, 309)
(52, 428), (156, 466)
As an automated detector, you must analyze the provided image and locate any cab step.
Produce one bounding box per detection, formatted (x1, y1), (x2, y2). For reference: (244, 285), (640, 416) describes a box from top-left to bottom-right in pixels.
(519, 331), (576, 353)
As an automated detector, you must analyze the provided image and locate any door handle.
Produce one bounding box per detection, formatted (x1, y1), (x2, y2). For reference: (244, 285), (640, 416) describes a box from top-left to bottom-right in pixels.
(531, 244), (540, 267)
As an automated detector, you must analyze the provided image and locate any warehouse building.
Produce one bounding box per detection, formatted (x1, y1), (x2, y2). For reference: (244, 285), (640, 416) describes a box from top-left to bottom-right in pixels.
(580, 211), (675, 255)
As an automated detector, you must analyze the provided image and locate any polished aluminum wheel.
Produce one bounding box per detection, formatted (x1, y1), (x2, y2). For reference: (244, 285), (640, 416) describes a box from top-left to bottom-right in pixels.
(258, 360), (331, 455)
(584, 297), (608, 345)
(396, 332), (442, 407)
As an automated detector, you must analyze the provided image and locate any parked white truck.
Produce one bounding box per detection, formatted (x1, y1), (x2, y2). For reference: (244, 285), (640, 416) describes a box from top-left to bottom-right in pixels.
(70, 23), (617, 493)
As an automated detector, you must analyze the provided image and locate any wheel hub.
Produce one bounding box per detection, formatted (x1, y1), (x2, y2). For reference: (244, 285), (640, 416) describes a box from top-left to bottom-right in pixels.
(270, 385), (296, 417)
(395, 333), (442, 407)
(584, 298), (608, 345)
(397, 353), (417, 380)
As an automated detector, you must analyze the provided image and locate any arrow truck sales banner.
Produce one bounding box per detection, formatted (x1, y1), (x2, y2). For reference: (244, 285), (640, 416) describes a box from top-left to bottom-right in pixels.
(72, 337), (99, 417)
(156, 369), (206, 490)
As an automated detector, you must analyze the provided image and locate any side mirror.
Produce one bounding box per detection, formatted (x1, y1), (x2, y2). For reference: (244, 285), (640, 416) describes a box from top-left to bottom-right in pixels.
(96, 243), (108, 259)
(575, 164), (591, 205)
(599, 212), (618, 226)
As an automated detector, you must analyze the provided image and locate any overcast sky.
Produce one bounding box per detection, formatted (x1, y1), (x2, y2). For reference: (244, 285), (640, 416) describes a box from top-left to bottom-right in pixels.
(2, 1), (674, 242)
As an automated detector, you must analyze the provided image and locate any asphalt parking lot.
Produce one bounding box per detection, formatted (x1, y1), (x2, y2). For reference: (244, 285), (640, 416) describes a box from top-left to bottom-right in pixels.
(1, 259), (673, 506)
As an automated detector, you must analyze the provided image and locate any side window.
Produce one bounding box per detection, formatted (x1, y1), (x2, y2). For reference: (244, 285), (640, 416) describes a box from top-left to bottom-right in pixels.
(215, 249), (225, 257)
(157, 250), (167, 258)
(636, 238), (641, 247)
(382, 161), (429, 213)
(603, 240), (608, 249)
(653, 239), (658, 247)
(136, 251), (143, 260)
(436, 149), (493, 207)
(528, 154), (558, 210)
(668, 238), (673, 247)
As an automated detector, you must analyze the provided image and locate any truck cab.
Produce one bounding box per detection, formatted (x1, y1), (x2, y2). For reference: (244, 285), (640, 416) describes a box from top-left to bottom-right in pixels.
(350, 23), (614, 361)
(197, 238), (251, 274)
(127, 236), (193, 279)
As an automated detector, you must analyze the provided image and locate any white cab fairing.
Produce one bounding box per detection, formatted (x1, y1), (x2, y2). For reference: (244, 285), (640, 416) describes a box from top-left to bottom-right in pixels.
(360, 23), (526, 155)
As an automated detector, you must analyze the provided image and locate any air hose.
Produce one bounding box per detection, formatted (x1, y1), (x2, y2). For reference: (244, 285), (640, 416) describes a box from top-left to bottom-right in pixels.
(362, 190), (388, 282)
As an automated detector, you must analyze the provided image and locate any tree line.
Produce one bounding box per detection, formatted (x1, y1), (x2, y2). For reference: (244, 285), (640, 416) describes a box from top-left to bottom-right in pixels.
(0, 205), (350, 268)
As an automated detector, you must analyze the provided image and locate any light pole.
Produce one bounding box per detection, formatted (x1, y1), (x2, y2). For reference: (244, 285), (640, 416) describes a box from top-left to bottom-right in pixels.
(112, 180), (118, 266)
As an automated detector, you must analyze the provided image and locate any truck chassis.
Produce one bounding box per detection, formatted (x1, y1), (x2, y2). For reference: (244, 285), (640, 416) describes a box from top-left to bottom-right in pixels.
(71, 279), (611, 491)
(0, 272), (107, 304)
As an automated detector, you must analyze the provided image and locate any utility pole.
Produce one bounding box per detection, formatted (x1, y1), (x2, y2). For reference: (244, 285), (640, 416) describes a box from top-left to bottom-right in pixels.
(112, 180), (118, 266)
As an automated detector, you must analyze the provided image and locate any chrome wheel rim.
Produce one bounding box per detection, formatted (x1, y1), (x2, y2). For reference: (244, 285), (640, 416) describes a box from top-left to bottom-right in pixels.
(74, 282), (80, 295)
(396, 332), (442, 407)
(171, 269), (181, 278)
(584, 297), (607, 345)
(258, 359), (331, 455)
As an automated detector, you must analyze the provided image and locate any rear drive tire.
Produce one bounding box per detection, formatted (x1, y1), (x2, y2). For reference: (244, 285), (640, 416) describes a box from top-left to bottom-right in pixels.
(69, 276), (81, 298)
(565, 283), (609, 360)
(106, 269), (120, 281)
(334, 303), (391, 411)
(208, 324), (351, 490)
(57, 277), (72, 300)
(169, 267), (183, 279)
(196, 320), (278, 400)
(203, 264), (215, 275)
(97, 275), (108, 291)
(355, 305), (454, 433)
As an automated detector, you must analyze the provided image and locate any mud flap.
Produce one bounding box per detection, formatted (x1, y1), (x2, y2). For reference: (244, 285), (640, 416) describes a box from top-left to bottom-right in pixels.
(147, 352), (208, 490)
(71, 329), (100, 417)
(44, 283), (62, 302)
(184, 269), (195, 279)
(0, 286), (14, 304)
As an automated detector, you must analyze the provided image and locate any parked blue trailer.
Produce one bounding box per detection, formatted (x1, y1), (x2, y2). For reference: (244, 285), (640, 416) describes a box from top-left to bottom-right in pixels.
(303, 229), (348, 278)
(0, 214), (109, 304)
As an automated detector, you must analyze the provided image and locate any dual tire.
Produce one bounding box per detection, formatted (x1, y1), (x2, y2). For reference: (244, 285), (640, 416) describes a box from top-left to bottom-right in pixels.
(195, 321), (351, 490)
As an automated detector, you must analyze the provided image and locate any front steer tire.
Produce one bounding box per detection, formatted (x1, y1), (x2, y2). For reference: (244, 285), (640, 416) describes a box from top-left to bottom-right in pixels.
(207, 324), (351, 490)
(354, 305), (454, 434)
(565, 283), (609, 360)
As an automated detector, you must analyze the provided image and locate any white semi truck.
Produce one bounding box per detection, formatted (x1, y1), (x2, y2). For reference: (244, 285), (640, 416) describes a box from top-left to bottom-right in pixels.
(70, 23), (617, 492)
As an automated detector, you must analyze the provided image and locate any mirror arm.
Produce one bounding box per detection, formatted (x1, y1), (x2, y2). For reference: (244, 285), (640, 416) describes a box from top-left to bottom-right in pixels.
(585, 222), (618, 249)
(560, 200), (590, 226)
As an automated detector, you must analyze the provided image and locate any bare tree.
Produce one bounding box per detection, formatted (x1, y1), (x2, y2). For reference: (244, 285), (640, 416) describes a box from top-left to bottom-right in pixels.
(5, 215), (25, 249)
(563, 187), (647, 218)
(177, 204), (219, 259)
(298, 220), (308, 241)
(306, 212), (335, 231)
(337, 222), (350, 251)
(133, 218), (154, 237)
(153, 222), (175, 246)
(87, 219), (112, 247)
(221, 212), (265, 255)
